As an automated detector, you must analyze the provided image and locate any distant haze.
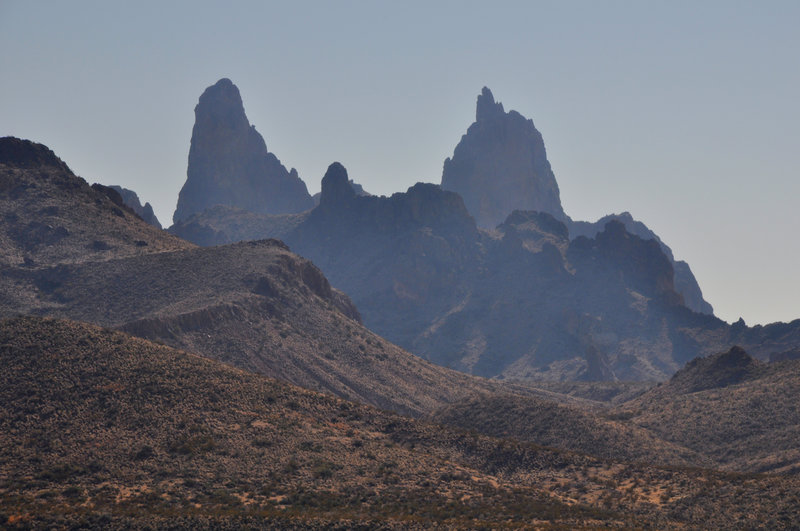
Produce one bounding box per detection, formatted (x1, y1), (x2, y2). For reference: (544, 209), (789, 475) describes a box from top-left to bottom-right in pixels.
(1, 1), (798, 326)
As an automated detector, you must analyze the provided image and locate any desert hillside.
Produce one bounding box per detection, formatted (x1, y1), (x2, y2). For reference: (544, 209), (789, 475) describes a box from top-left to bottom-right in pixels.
(2, 316), (799, 529)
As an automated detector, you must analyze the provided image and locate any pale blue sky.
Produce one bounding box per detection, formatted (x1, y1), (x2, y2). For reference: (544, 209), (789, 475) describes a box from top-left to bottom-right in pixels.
(1, 1), (798, 325)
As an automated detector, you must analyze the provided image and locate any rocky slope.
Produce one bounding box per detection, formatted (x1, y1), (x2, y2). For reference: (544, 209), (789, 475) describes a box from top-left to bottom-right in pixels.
(441, 87), (567, 228)
(172, 78), (313, 223)
(109, 185), (162, 228)
(617, 346), (800, 474)
(2, 316), (799, 529)
(0, 137), (191, 268)
(430, 393), (710, 468)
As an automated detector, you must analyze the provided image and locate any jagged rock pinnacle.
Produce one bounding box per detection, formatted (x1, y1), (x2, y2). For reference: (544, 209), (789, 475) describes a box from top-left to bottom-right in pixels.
(172, 78), (313, 224)
(442, 88), (567, 229)
(476, 86), (504, 122)
(319, 162), (356, 208)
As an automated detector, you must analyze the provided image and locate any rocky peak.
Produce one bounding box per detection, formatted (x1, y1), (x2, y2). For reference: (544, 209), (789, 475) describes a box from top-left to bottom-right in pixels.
(476, 86), (504, 122)
(319, 162), (356, 208)
(668, 346), (763, 394)
(172, 78), (313, 224)
(195, 78), (248, 133)
(441, 88), (567, 229)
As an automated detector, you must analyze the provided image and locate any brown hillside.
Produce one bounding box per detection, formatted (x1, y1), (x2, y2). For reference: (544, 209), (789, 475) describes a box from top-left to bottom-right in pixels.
(619, 347), (800, 473)
(430, 394), (710, 468)
(2, 316), (799, 529)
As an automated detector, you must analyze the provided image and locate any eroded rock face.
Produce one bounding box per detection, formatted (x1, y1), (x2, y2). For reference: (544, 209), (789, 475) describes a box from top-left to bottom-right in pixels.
(172, 78), (313, 223)
(569, 212), (714, 315)
(441, 87), (567, 229)
(110, 186), (162, 229)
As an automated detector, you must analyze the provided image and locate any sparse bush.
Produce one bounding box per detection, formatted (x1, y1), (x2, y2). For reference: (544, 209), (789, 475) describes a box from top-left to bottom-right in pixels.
(133, 444), (155, 460)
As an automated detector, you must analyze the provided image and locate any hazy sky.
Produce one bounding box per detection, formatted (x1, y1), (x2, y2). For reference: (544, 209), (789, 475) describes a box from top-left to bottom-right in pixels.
(2, 1), (798, 326)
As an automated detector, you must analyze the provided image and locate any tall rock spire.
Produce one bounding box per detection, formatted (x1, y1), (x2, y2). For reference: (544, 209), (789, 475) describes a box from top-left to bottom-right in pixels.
(441, 87), (567, 229)
(172, 78), (313, 224)
(476, 86), (504, 122)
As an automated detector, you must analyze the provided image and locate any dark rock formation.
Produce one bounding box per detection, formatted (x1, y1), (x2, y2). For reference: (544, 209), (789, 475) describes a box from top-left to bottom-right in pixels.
(110, 185), (162, 229)
(439, 89), (712, 315)
(569, 220), (680, 303)
(441, 87), (567, 228)
(569, 212), (714, 315)
(312, 178), (370, 205)
(0, 136), (71, 172)
(318, 162), (357, 209)
(666, 346), (764, 394)
(172, 78), (313, 223)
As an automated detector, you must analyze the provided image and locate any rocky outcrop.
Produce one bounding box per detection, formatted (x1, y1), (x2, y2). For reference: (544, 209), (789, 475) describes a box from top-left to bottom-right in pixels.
(172, 78), (313, 224)
(110, 185), (162, 229)
(312, 178), (370, 205)
(441, 87), (567, 228)
(161, 87), (800, 382)
(318, 162), (357, 210)
(569, 212), (714, 315)
(0, 137), (71, 172)
(665, 346), (764, 394)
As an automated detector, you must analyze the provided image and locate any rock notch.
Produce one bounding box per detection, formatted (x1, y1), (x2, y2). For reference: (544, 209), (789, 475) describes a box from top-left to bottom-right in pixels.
(172, 78), (313, 224)
(441, 87), (567, 228)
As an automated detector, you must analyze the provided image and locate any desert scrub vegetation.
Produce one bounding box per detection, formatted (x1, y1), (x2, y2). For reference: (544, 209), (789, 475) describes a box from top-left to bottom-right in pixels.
(2, 317), (800, 529)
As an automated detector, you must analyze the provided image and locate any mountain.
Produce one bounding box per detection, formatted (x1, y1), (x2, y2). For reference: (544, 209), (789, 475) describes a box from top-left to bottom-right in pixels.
(171, 161), (800, 382)
(618, 346), (800, 474)
(172, 78), (313, 224)
(0, 136), (190, 268)
(109, 185), (162, 228)
(441, 87), (567, 228)
(442, 88), (712, 314)
(2, 316), (799, 529)
(166, 85), (728, 380)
